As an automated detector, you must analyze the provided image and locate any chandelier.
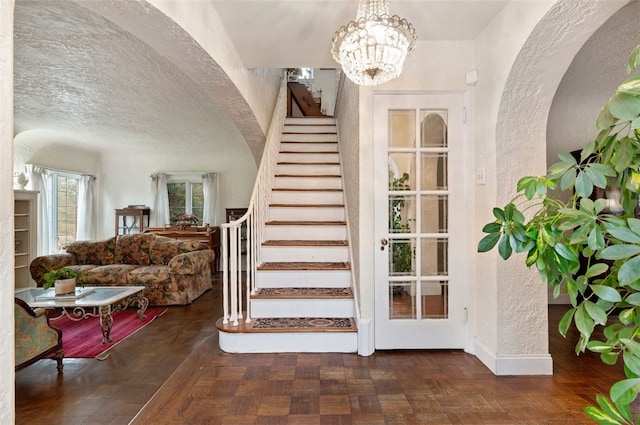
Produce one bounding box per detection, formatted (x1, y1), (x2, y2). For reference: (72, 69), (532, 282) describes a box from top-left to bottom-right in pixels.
(331, 0), (417, 86)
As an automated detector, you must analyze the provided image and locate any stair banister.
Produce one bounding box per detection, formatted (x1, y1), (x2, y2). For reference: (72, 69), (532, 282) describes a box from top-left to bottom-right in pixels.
(221, 76), (288, 326)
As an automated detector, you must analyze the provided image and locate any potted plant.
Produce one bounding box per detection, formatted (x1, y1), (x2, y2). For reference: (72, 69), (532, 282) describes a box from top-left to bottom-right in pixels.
(479, 45), (640, 423)
(43, 267), (79, 295)
(389, 171), (415, 274)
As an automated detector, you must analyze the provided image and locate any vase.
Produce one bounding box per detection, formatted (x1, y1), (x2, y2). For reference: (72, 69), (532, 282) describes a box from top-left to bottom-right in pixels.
(54, 278), (76, 295)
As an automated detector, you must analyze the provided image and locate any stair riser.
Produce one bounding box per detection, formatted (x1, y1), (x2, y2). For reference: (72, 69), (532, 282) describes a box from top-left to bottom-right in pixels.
(283, 125), (337, 133)
(271, 191), (343, 205)
(219, 331), (357, 353)
(268, 206), (345, 221)
(276, 164), (341, 175)
(261, 246), (349, 263)
(250, 299), (354, 318)
(265, 225), (347, 240)
(256, 270), (351, 287)
(282, 133), (338, 143)
(280, 142), (338, 152)
(278, 152), (339, 163)
(274, 176), (342, 190)
(285, 117), (336, 126)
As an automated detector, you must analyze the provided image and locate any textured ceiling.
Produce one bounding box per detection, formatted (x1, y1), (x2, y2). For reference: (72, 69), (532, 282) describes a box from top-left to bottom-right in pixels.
(13, 0), (252, 156)
(212, 0), (510, 68)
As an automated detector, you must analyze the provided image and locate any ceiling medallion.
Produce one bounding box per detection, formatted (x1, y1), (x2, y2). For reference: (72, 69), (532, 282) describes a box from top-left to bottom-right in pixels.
(331, 0), (417, 86)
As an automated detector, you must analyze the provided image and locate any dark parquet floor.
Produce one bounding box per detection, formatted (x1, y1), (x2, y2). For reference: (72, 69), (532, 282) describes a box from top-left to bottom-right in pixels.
(15, 275), (639, 424)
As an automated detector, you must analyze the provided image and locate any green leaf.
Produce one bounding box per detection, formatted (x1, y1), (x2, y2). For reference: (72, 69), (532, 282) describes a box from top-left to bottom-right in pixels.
(584, 406), (624, 425)
(591, 285), (623, 303)
(498, 233), (512, 260)
(575, 305), (595, 339)
(611, 378), (640, 405)
(607, 227), (640, 244)
(627, 44), (640, 73)
(609, 92), (640, 121)
(558, 308), (576, 337)
(560, 168), (577, 191)
(586, 263), (610, 278)
(597, 101), (618, 130)
(589, 227), (606, 251)
(492, 207), (505, 221)
(595, 394), (632, 423)
(619, 256), (640, 286)
(585, 164), (608, 189)
(584, 300), (608, 325)
(558, 151), (577, 165)
(478, 232), (501, 253)
(600, 245), (640, 260)
(576, 170), (594, 198)
(625, 293), (640, 307)
(620, 308), (635, 325)
(602, 351), (621, 365)
(554, 243), (577, 262)
(482, 222), (501, 233)
(628, 218), (640, 236)
(588, 340), (613, 353)
(623, 347), (640, 377)
(615, 137), (634, 172)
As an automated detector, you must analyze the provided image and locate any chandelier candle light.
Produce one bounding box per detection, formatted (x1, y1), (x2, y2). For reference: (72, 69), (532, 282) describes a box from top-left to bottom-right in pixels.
(331, 0), (416, 86)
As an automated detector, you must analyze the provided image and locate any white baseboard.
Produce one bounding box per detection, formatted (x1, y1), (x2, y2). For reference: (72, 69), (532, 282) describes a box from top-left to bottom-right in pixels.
(475, 340), (553, 375)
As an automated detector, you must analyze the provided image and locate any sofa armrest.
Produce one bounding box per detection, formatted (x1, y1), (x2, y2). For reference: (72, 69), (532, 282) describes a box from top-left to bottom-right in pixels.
(30, 254), (78, 286)
(168, 249), (214, 275)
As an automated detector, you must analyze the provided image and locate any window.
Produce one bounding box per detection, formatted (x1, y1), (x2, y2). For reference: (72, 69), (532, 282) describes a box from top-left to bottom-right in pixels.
(49, 172), (80, 251)
(167, 180), (204, 225)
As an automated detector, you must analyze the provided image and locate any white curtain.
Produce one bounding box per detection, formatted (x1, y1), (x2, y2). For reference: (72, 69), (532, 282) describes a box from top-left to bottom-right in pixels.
(76, 174), (96, 240)
(151, 173), (170, 226)
(25, 164), (55, 255)
(202, 172), (219, 226)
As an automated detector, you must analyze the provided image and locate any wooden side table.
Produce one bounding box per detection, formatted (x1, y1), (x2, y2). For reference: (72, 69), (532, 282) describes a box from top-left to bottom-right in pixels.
(115, 208), (150, 235)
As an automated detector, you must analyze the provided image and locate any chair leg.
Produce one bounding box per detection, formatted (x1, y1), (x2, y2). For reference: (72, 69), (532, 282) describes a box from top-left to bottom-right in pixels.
(54, 349), (64, 374)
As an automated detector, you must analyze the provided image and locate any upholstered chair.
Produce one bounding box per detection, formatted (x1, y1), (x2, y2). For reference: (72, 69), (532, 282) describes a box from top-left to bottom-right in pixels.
(14, 298), (63, 374)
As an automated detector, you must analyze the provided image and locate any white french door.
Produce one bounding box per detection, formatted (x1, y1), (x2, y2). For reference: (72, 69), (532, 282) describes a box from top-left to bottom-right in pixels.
(374, 92), (467, 349)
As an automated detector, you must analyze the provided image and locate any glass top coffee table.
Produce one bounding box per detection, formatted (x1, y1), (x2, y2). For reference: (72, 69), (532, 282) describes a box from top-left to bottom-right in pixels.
(15, 286), (149, 344)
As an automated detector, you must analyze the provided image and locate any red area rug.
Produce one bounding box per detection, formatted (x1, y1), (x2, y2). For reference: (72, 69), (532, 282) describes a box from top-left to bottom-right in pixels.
(49, 308), (166, 360)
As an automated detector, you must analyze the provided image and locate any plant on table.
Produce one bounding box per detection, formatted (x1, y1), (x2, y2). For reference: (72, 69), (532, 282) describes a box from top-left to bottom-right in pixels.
(478, 45), (640, 424)
(43, 267), (80, 290)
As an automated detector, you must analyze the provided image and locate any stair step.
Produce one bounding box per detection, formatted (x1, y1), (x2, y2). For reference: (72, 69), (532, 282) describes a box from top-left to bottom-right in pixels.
(282, 133), (338, 143)
(217, 317), (356, 333)
(271, 190), (343, 205)
(258, 262), (350, 271)
(272, 188), (342, 192)
(268, 205), (345, 222)
(276, 163), (341, 175)
(263, 240), (347, 246)
(275, 174), (340, 178)
(277, 162), (339, 165)
(266, 220), (346, 225)
(253, 287), (353, 299)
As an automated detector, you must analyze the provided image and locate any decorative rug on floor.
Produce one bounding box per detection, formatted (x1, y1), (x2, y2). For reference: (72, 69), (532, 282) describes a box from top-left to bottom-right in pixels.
(49, 308), (167, 360)
(250, 317), (356, 331)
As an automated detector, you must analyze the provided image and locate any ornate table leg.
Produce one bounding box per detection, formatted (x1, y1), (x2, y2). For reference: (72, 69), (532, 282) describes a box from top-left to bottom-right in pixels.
(135, 292), (149, 320)
(99, 305), (113, 344)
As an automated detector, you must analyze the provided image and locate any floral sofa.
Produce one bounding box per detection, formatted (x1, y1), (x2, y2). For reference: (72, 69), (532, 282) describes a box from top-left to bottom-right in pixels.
(29, 233), (214, 306)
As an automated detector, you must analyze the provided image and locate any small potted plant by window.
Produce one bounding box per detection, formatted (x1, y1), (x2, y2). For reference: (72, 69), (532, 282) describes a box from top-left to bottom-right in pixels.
(43, 267), (79, 295)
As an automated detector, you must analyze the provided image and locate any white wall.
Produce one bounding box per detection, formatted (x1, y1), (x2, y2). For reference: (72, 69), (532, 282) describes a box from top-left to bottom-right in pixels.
(312, 69), (338, 116)
(0, 2), (15, 423)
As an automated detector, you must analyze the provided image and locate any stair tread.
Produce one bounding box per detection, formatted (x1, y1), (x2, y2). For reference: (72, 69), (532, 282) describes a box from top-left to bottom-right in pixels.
(270, 203), (344, 208)
(258, 262), (350, 271)
(216, 317), (357, 333)
(283, 132), (337, 135)
(263, 240), (347, 246)
(253, 287), (353, 299)
(275, 174), (341, 178)
(281, 141), (338, 144)
(279, 151), (339, 154)
(272, 188), (342, 192)
(266, 220), (346, 226)
(278, 162), (340, 165)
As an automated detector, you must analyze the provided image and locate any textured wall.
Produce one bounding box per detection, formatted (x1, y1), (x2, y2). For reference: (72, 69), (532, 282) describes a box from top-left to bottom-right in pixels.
(0, 1), (15, 423)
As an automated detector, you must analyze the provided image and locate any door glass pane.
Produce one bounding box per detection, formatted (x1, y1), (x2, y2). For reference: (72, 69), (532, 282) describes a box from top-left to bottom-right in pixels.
(421, 153), (447, 190)
(421, 238), (448, 276)
(389, 153), (415, 191)
(389, 238), (415, 276)
(389, 282), (416, 319)
(191, 183), (204, 222)
(167, 182), (186, 224)
(388, 110), (415, 148)
(389, 195), (415, 234)
(421, 281), (448, 319)
(421, 195), (447, 233)
(420, 111), (447, 147)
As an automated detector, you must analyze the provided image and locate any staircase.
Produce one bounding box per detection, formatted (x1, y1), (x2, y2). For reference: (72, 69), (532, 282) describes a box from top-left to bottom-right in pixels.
(217, 117), (358, 353)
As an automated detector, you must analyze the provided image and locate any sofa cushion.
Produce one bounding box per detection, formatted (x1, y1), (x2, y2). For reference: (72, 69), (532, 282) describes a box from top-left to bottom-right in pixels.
(115, 234), (155, 265)
(149, 236), (205, 265)
(65, 237), (116, 266)
(82, 264), (138, 286)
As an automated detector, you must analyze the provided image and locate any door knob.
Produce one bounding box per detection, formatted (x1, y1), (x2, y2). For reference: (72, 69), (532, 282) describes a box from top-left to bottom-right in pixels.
(380, 238), (388, 250)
